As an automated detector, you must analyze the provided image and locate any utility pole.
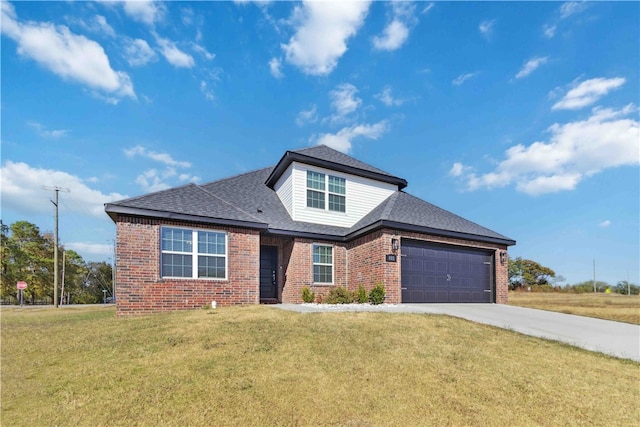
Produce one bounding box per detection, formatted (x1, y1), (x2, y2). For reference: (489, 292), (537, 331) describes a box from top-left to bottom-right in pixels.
(43, 186), (69, 308)
(628, 270), (631, 296)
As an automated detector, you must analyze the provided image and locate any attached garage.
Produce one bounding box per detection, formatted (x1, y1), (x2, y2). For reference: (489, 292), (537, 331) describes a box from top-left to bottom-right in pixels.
(401, 240), (494, 303)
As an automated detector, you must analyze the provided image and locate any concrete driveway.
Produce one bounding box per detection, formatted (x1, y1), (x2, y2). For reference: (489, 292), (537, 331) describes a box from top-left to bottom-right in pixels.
(275, 303), (640, 362)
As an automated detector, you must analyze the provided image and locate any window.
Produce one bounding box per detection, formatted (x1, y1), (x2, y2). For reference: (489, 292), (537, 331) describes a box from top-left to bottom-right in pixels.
(313, 244), (333, 284)
(306, 171), (325, 209)
(328, 175), (345, 212)
(306, 171), (346, 212)
(161, 227), (226, 279)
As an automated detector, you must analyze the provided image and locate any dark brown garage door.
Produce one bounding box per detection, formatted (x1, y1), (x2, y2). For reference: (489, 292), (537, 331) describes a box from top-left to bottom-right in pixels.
(401, 240), (493, 303)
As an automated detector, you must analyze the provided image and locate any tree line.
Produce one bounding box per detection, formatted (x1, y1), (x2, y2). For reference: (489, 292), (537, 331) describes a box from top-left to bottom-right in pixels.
(508, 256), (638, 295)
(1, 220), (113, 304)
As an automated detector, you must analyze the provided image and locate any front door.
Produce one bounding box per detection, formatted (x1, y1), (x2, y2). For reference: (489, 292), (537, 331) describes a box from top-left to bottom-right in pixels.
(259, 245), (278, 301)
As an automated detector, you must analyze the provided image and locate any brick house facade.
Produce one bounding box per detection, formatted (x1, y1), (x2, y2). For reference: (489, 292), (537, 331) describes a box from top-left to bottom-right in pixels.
(107, 146), (515, 316)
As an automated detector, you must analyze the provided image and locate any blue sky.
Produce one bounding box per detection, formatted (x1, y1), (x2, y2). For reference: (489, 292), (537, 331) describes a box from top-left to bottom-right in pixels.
(1, 1), (638, 286)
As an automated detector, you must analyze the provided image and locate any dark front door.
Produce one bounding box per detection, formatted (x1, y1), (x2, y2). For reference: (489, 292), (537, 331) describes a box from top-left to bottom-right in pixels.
(260, 245), (278, 301)
(401, 240), (493, 303)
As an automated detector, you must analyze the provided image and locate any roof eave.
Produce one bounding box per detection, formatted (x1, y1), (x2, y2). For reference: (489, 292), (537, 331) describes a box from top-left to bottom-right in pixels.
(264, 228), (347, 242)
(104, 204), (269, 230)
(346, 220), (516, 246)
(265, 151), (408, 190)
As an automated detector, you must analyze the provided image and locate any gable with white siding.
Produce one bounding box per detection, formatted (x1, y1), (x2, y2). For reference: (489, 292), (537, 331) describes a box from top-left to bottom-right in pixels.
(274, 161), (398, 228)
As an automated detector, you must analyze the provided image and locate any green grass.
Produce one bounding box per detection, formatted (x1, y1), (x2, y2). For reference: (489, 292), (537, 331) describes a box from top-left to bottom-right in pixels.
(2, 305), (639, 426)
(508, 292), (640, 324)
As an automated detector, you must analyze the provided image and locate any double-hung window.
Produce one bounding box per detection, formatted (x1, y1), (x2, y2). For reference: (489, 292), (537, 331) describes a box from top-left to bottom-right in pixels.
(328, 175), (345, 212)
(161, 227), (227, 279)
(306, 171), (346, 213)
(313, 244), (333, 284)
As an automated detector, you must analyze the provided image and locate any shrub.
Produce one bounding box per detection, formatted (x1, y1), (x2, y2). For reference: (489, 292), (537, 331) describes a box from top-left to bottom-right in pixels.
(301, 286), (315, 303)
(325, 286), (354, 304)
(369, 283), (385, 305)
(356, 285), (368, 304)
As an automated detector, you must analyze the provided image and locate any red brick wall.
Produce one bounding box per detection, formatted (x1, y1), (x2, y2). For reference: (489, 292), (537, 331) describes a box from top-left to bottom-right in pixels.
(115, 214), (510, 314)
(280, 238), (347, 303)
(115, 216), (260, 316)
(346, 230), (400, 303)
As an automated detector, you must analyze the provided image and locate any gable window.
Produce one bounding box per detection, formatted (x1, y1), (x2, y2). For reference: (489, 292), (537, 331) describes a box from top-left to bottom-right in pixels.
(306, 171), (346, 212)
(161, 227), (227, 279)
(306, 171), (325, 209)
(312, 244), (333, 284)
(328, 175), (346, 212)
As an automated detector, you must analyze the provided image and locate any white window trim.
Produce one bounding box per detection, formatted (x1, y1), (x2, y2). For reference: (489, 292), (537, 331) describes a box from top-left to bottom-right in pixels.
(312, 243), (334, 285)
(160, 226), (228, 280)
(306, 170), (347, 213)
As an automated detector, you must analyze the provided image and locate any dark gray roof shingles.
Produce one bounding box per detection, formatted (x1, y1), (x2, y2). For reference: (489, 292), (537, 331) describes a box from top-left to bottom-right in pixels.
(106, 146), (514, 244)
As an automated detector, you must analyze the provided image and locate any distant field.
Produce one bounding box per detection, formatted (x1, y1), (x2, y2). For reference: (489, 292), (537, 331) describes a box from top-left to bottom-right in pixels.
(2, 305), (638, 426)
(508, 292), (640, 324)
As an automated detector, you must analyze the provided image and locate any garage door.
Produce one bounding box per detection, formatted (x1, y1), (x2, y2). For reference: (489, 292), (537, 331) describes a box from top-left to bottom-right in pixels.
(401, 240), (493, 303)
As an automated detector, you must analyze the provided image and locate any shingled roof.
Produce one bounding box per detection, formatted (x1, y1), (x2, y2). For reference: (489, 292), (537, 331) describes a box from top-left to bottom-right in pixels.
(105, 145), (515, 246)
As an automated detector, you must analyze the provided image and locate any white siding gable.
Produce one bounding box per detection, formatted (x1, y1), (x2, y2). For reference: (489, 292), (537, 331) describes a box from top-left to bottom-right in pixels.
(274, 164), (294, 218)
(274, 161), (397, 228)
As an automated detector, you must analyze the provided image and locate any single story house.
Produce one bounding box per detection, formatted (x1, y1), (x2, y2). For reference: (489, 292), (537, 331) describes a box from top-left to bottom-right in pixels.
(105, 145), (515, 315)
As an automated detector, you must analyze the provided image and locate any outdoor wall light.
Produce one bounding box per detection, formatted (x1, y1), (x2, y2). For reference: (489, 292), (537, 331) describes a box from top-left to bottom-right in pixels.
(391, 238), (399, 252)
(500, 251), (507, 265)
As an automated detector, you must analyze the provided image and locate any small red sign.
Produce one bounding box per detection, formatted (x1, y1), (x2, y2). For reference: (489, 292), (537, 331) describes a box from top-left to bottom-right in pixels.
(17, 281), (27, 290)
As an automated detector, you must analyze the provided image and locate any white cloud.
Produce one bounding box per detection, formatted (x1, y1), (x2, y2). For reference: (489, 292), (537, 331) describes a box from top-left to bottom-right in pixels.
(452, 72), (479, 86)
(155, 35), (195, 68)
(124, 145), (192, 168)
(515, 56), (548, 79)
(542, 24), (557, 39)
(65, 242), (113, 257)
(282, 0), (370, 75)
(124, 145), (199, 191)
(93, 15), (116, 37)
(135, 169), (170, 192)
(122, 0), (165, 26)
(74, 15), (116, 38)
(329, 83), (361, 122)
(599, 220), (611, 228)
(448, 162), (472, 177)
(1, 1), (135, 101)
(552, 77), (626, 110)
(375, 86), (405, 107)
(134, 168), (199, 193)
(0, 161), (127, 217)
(296, 105), (318, 127)
(200, 80), (215, 101)
(27, 121), (69, 139)
(479, 19), (495, 39)
(451, 104), (640, 196)
(192, 43), (214, 60)
(269, 57), (284, 79)
(560, 1), (588, 19)
(124, 38), (157, 67)
(542, 1), (589, 39)
(373, 20), (408, 51)
(372, 1), (416, 51)
(313, 121), (388, 154)
(422, 3), (435, 14)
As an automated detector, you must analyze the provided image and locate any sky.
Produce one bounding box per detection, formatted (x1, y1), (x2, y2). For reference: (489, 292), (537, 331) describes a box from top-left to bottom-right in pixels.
(1, 0), (638, 286)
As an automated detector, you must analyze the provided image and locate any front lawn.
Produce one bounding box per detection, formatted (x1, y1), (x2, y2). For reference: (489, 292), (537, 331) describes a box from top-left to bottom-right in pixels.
(1, 305), (638, 426)
(508, 292), (640, 324)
